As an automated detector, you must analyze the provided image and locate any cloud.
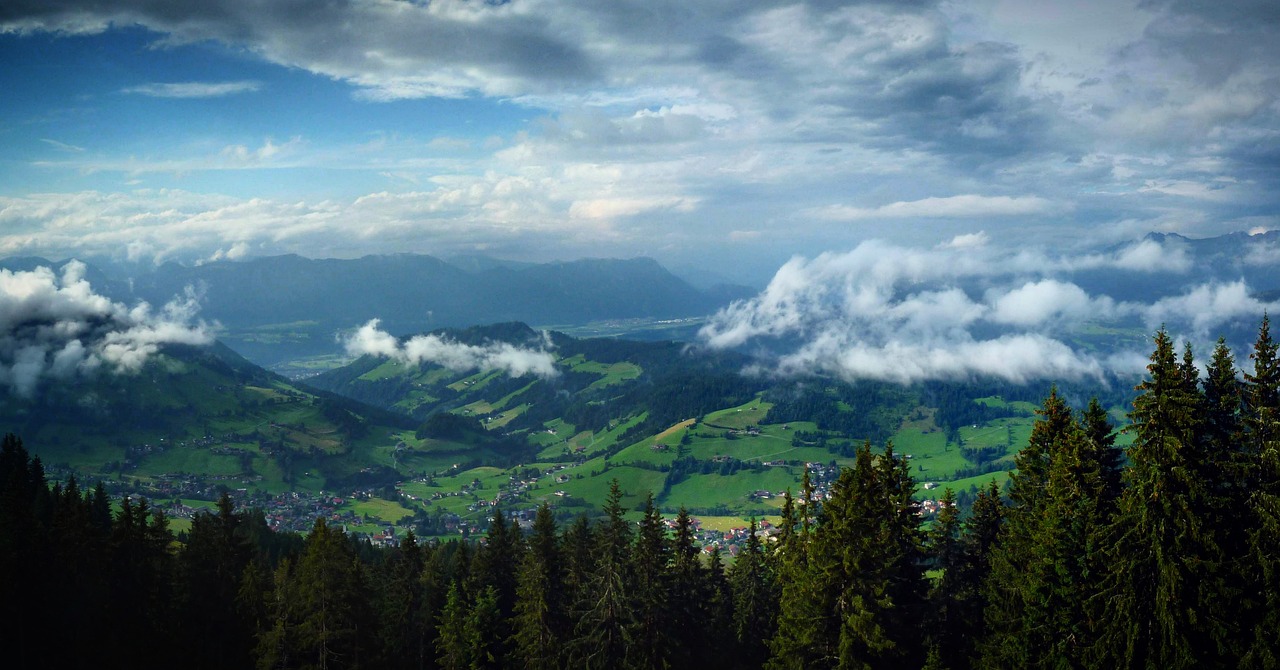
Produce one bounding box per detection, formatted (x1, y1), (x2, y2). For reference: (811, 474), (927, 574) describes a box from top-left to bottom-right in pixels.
(1144, 281), (1272, 338)
(941, 231), (989, 249)
(39, 138), (84, 153)
(988, 279), (1117, 327)
(700, 239), (1279, 384)
(0, 261), (212, 397)
(1, 0), (1278, 281)
(811, 195), (1053, 221)
(343, 319), (558, 379)
(1109, 238), (1193, 273)
(121, 80), (262, 98)
(777, 334), (1108, 386)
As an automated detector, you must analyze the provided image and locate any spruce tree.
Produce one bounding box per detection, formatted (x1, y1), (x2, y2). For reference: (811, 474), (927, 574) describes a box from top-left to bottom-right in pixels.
(1244, 315), (1280, 667)
(797, 442), (928, 669)
(668, 507), (708, 666)
(1081, 397), (1123, 509)
(730, 517), (777, 669)
(466, 585), (503, 670)
(437, 582), (471, 670)
(380, 531), (429, 670)
(568, 480), (633, 669)
(949, 479), (1005, 669)
(628, 493), (671, 669)
(980, 387), (1078, 668)
(289, 518), (374, 670)
(180, 492), (255, 669)
(769, 474), (822, 670)
(925, 488), (965, 669)
(1092, 330), (1231, 668)
(510, 504), (562, 670)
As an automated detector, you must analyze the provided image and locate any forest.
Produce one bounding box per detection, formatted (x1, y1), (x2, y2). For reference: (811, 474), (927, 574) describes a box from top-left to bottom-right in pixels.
(2, 317), (1279, 670)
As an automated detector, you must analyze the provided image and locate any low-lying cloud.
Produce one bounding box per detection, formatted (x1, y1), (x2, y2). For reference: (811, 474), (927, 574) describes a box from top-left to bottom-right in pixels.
(0, 261), (212, 397)
(343, 319), (558, 379)
(701, 240), (1279, 384)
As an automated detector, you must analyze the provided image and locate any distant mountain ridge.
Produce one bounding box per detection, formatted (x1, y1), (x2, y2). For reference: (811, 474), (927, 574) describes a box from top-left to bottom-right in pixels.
(0, 253), (751, 366)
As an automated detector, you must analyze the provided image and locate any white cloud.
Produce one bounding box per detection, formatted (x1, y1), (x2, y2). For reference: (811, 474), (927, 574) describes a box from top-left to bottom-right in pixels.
(121, 80), (262, 98)
(1111, 238), (1193, 274)
(701, 239), (1279, 384)
(0, 0), (1277, 282)
(0, 261), (212, 397)
(941, 231), (989, 249)
(811, 195), (1053, 221)
(1145, 281), (1276, 338)
(343, 319), (558, 379)
(988, 279), (1116, 327)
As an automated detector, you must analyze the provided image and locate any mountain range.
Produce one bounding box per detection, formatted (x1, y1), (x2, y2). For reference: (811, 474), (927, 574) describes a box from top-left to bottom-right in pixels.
(0, 253), (756, 368)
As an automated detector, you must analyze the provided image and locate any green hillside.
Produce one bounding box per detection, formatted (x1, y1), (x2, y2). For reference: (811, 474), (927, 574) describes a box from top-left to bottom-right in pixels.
(302, 324), (1135, 534)
(0, 342), (424, 495)
(1, 325), (1135, 536)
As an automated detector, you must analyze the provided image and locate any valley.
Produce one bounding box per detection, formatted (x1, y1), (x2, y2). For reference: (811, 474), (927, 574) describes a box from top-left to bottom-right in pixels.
(9, 319), (1133, 553)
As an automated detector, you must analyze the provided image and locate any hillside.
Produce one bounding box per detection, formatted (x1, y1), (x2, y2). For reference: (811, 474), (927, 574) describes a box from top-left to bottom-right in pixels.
(0, 341), (421, 495)
(306, 323), (1134, 528)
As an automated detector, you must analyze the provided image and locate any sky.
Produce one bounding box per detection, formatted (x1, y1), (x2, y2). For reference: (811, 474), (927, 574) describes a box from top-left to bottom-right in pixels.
(2, 0), (1280, 393)
(1, 0), (1278, 286)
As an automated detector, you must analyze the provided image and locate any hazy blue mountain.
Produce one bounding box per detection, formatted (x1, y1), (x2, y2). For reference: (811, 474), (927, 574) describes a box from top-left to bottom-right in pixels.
(110, 254), (731, 365)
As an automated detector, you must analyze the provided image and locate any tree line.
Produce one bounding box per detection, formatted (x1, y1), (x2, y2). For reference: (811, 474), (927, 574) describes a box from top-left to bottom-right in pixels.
(2, 317), (1279, 669)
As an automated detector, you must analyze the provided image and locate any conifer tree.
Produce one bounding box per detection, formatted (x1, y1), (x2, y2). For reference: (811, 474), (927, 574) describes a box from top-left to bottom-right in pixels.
(980, 388), (1076, 667)
(380, 530), (429, 670)
(1244, 315), (1280, 667)
(1092, 330), (1231, 668)
(180, 492), (254, 669)
(511, 504), (562, 670)
(560, 513), (596, 630)
(437, 582), (471, 670)
(946, 479), (1005, 670)
(668, 507), (708, 666)
(703, 545), (737, 665)
(568, 480), (633, 669)
(769, 474), (822, 669)
(926, 488), (964, 669)
(628, 493), (671, 669)
(795, 442), (928, 669)
(731, 517), (777, 669)
(1081, 397), (1123, 508)
(466, 585), (503, 670)
(256, 558), (297, 670)
(288, 518), (374, 670)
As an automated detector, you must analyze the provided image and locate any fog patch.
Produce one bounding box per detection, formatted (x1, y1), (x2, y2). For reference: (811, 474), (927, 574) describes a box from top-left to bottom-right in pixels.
(343, 319), (558, 379)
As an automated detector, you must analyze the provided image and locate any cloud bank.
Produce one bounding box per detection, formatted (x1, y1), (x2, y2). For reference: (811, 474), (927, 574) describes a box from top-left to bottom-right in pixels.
(0, 261), (212, 397)
(1, 0), (1276, 278)
(700, 240), (1279, 384)
(343, 319), (558, 380)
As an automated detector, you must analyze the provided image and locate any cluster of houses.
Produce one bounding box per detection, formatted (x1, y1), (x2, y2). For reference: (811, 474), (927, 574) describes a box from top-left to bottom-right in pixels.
(916, 497), (956, 517)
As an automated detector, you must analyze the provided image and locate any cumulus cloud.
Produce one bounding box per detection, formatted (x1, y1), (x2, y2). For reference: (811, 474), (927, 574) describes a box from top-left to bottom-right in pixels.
(343, 319), (558, 379)
(0, 261), (212, 397)
(988, 280), (1118, 327)
(700, 239), (1280, 384)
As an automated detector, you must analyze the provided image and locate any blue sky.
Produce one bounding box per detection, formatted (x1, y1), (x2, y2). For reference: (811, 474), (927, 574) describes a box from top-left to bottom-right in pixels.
(1, 0), (1278, 284)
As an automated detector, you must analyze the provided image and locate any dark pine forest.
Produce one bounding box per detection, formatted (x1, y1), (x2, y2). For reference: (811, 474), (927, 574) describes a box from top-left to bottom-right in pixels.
(3, 317), (1280, 669)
